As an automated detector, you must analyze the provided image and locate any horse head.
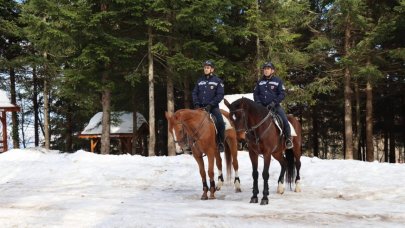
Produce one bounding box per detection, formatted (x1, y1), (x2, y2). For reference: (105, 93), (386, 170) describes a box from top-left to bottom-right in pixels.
(224, 98), (248, 142)
(165, 111), (188, 152)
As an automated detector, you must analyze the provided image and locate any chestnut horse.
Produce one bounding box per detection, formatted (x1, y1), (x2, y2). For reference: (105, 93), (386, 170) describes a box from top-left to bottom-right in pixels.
(224, 98), (302, 205)
(165, 109), (241, 200)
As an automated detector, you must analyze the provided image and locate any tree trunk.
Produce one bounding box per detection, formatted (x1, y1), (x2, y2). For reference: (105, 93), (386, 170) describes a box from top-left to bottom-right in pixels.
(147, 26), (156, 156)
(389, 132), (395, 163)
(365, 79), (374, 161)
(132, 93), (138, 154)
(100, 70), (111, 155)
(167, 67), (176, 156)
(183, 79), (191, 109)
(65, 106), (73, 152)
(353, 82), (361, 160)
(33, 66), (39, 146)
(384, 113), (389, 162)
(255, 0), (261, 80)
(312, 105), (319, 157)
(343, 16), (353, 159)
(43, 51), (50, 149)
(388, 100), (395, 163)
(99, 3), (111, 155)
(166, 29), (176, 156)
(9, 67), (20, 149)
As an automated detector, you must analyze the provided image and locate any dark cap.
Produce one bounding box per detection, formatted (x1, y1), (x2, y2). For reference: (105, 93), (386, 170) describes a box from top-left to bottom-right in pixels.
(262, 62), (275, 69)
(203, 60), (215, 68)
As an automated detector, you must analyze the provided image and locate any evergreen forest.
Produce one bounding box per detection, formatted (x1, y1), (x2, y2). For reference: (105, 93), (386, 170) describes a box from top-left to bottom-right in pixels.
(0, 0), (404, 162)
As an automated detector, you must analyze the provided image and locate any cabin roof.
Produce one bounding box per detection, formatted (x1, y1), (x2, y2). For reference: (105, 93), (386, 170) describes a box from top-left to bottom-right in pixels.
(81, 111), (148, 135)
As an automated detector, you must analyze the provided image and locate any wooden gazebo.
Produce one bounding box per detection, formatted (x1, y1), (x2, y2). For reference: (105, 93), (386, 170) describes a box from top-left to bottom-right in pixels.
(0, 89), (20, 152)
(78, 111), (149, 154)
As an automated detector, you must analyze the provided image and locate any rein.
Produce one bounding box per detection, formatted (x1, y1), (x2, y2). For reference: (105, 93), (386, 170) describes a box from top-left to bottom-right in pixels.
(231, 105), (280, 155)
(174, 111), (211, 155)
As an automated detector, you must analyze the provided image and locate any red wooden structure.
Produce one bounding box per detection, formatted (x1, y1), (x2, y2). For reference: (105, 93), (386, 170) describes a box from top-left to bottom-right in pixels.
(0, 90), (20, 152)
(78, 112), (149, 154)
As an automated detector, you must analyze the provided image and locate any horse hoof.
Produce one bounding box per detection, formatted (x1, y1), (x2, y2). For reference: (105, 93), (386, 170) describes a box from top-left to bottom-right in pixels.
(209, 195), (216, 200)
(277, 182), (285, 194)
(234, 178), (241, 192)
(260, 198), (269, 205)
(216, 180), (223, 191)
(201, 195), (208, 200)
(295, 184), (302, 192)
(250, 197), (258, 203)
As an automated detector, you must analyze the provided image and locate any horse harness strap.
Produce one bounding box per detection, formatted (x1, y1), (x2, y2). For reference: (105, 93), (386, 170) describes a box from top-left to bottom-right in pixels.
(180, 112), (211, 155)
(246, 110), (275, 144)
(245, 110), (281, 156)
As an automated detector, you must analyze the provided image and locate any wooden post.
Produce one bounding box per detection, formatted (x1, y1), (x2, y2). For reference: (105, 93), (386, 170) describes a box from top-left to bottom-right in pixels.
(1, 111), (8, 152)
(90, 139), (98, 152)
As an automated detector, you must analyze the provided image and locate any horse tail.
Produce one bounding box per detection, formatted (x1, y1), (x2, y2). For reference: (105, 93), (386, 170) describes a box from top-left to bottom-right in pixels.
(224, 136), (232, 181)
(285, 148), (295, 189)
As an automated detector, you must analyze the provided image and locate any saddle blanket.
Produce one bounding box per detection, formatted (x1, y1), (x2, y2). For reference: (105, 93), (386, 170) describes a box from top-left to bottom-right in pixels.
(275, 121), (297, 136)
(223, 114), (232, 130)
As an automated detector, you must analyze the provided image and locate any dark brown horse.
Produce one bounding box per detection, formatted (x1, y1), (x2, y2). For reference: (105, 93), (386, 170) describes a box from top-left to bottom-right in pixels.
(165, 109), (241, 200)
(224, 98), (302, 205)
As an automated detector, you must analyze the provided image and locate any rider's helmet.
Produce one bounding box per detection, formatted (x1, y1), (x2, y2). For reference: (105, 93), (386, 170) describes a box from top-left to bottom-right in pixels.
(203, 60), (215, 68)
(262, 62), (275, 70)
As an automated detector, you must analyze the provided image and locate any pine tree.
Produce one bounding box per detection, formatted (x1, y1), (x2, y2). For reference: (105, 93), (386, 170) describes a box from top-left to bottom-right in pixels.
(1, 0), (24, 149)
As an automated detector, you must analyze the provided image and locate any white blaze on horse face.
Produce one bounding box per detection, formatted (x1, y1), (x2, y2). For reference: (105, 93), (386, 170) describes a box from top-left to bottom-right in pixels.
(232, 114), (237, 121)
(172, 128), (182, 153)
(171, 129), (178, 142)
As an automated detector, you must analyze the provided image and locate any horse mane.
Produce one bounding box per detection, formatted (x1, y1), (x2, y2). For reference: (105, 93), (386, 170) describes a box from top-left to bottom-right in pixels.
(234, 97), (269, 117)
(175, 109), (207, 123)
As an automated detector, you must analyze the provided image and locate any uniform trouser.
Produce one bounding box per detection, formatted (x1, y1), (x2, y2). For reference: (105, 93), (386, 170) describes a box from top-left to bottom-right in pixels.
(274, 105), (291, 138)
(210, 107), (225, 143)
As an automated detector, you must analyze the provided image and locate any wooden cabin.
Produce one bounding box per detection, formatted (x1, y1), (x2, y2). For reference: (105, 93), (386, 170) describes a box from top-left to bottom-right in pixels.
(0, 89), (20, 152)
(78, 112), (149, 155)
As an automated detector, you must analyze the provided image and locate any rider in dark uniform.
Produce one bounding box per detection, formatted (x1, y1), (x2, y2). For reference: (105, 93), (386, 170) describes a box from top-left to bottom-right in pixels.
(192, 60), (225, 152)
(253, 62), (293, 149)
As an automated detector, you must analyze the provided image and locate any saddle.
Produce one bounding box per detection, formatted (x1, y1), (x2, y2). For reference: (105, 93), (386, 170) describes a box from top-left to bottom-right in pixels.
(208, 113), (232, 132)
(268, 109), (297, 137)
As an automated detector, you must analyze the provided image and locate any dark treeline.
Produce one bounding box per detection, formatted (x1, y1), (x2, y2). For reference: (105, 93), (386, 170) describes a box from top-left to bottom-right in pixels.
(0, 0), (403, 161)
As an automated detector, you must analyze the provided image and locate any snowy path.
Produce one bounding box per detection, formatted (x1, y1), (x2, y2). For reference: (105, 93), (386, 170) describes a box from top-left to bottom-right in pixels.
(1, 148), (404, 227)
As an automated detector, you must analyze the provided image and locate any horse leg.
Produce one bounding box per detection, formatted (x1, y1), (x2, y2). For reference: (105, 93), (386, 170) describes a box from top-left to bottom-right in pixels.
(260, 154), (271, 205)
(294, 156), (302, 192)
(207, 151), (216, 199)
(229, 134), (241, 192)
(194, 154), (208, 200)
(249, 150), (259, 203)
(233, 155), (241, 193)
(292, 118), (302, 192)
(214, 150), (224, 191)
(276, 158), (287, 195)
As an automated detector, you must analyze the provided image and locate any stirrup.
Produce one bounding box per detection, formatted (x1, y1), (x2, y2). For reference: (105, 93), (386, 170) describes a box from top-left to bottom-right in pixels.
(218, 142), (224, 152)
(286, 138), (293, 149)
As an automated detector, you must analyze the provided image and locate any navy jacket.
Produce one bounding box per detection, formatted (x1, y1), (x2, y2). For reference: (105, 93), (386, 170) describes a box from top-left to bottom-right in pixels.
(253, 75), (286, 106)
(192, 74), (224, 108)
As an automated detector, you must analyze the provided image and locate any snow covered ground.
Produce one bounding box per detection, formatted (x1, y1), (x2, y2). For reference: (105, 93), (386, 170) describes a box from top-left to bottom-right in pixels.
(0, 148), (404, 227)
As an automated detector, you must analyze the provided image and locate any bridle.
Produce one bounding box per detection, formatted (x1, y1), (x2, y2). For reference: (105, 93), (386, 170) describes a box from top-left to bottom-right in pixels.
(171, 111), (211, 154)
(230, 103), (279, 153)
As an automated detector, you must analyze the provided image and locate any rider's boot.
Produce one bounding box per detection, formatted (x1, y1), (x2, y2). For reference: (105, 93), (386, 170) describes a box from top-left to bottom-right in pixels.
(285, 131), (293, 149)
(218, 130), (225, 152)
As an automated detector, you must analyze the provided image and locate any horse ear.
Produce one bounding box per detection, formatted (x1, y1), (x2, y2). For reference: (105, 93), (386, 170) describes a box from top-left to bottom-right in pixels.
(224, 99), (231, 109)
(165, 111), (172, 120)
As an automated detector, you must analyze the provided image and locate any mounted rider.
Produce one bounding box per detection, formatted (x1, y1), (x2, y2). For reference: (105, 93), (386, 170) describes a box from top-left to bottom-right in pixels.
(192, 60), (225, 152)
(253, 62), (293, 149)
